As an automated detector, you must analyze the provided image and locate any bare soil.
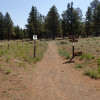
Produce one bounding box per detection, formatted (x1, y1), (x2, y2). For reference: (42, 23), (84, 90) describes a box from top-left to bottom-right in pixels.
(1, 41), (100, 100)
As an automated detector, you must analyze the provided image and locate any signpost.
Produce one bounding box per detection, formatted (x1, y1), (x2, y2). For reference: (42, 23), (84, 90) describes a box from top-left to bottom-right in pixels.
(33, 35), (37, 58)
(68, 35), (79, 39)
(33, 35), (37, 40)
(70, 39), (78, 42)
(68, 35), (79, 62)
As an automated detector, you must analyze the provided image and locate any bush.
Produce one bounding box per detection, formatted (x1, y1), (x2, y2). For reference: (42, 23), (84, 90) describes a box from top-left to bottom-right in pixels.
(79, 54), (85, 60)
(58, 49), (66, 57)
(79, 53), (94, 60)
(75, 64), (83, 68)
(84, 69), (90, 76)
(0, 51), (3, 57)
(85, 54), (94, 60)
(98, 66), (100, 74)
(65, 52), (70, 59)
(5, 69), (11, 74)
(97, 58), (100, 65)
(96, 49), (100, 52)
(84, 69), (98, 79)
(58, 49), (70, 59)
(89, 70), (98, 79)
(6, 55), (10, 63)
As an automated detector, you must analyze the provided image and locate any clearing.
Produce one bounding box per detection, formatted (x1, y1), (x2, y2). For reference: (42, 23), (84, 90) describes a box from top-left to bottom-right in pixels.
(1, 41), (100, 100)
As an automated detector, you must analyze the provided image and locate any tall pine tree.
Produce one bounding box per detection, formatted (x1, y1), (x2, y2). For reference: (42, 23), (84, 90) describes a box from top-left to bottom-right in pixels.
(0, 12), (5, 40)
(93, 2), (100, 36)
(62, 2), (82, 37)
(45, 5), (60, 40)
(26, 6), (37, 40)
(4, 12), (13, 40)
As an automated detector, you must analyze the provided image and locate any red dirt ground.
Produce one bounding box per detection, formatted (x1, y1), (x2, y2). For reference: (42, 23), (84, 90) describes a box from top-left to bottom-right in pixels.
(1, 41), (100, 100)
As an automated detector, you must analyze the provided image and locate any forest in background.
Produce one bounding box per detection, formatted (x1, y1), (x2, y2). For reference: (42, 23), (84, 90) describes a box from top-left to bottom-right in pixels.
(0, 0), (100, 40)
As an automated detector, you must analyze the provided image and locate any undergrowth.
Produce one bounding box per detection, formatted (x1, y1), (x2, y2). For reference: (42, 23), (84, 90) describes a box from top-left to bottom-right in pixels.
(97, 58), (100, 65)
(83, 68), (100, 79)
(58, 48), (70, 59)
(0, 40), (48, 72)
(80, 53), (94, 60)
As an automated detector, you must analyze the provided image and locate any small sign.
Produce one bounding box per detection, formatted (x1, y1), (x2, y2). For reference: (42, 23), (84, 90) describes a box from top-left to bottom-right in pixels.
(70, 39), (78, 42)
(73, 43), (75, 46)
(68, 35), (79, 62)
(33, 35), (37, 40)
(68, 35), (79, 39)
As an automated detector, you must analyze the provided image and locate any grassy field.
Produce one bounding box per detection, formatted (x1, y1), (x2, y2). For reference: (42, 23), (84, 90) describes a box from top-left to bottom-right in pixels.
(0, 40), (48, 99)
(57, 37), (100, 79)
(0, 40), (48, 74)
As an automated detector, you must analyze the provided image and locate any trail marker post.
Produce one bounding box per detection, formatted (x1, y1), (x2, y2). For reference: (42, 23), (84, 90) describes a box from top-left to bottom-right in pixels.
(68, 35), (79, 62)
(33, 35), (37, 58)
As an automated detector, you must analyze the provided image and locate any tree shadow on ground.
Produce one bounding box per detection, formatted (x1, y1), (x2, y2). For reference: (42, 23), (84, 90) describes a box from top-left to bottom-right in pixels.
(63, 60), (75, 64)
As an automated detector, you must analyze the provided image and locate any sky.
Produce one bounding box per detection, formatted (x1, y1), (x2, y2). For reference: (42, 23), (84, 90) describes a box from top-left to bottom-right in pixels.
(0, 0), (93, 29)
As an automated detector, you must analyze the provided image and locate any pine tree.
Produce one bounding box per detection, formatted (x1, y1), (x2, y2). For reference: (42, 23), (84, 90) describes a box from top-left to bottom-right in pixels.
(26, 6), (38, 40)
(84, 0), (100, 37)
(85, 7), (92, 36)
(90, 0), (99, 14)
(37, 14), (45, 38)
(20, 28), (24, 39)
(14, 25), (21, 39)
(93, 2), (100, 36)
(4, 12), (13, 40)
(62, 3), (71, 38)
(0, 12), (5, 40)
(62, 2), (81, 37)
(45, 5), (60, 40)
(75, 8), (83, 36)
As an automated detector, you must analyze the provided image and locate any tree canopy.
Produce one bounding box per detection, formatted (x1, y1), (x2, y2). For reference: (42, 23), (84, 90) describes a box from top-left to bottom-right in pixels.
(0, 0), (100, 40)
(45, 5), (61, 39)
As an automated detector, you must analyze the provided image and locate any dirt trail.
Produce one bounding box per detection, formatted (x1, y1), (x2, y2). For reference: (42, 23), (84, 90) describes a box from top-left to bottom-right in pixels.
(27, 41), (100, 100)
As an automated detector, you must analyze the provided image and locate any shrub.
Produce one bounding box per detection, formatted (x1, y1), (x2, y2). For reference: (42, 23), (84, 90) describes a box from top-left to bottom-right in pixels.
(79, 54), (85, 60)
(84, 69), (90, 76)
(58, 49), (70, 59)
(23, 55), (27, 62)
(96, 49), (100, 52)
(58, 49), (66, 57)
(5, 69), (11, 74)
(65, 52), (70, 59)
(75, 64), (83, 68)
(6, 55), (10, 63)
(85, 54), (94, 60)
(80, 45), (83, 47)
(79, 53), (94, 60)
(84, 69), (98, 79)
(97, 58), (100, 65)
(98, 66), (100, 74)
(89, 70), (98, 79)
(0, 51), (3, 57)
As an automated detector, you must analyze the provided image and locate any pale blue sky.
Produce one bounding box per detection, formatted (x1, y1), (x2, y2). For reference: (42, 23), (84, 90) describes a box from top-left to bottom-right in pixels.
(0, 0), (93, 29)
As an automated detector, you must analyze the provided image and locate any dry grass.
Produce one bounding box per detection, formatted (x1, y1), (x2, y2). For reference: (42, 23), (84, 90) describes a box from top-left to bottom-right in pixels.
(0, 39), (48, 99)
(56, 37), (100, 79)
(0, 40), (48, 74)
